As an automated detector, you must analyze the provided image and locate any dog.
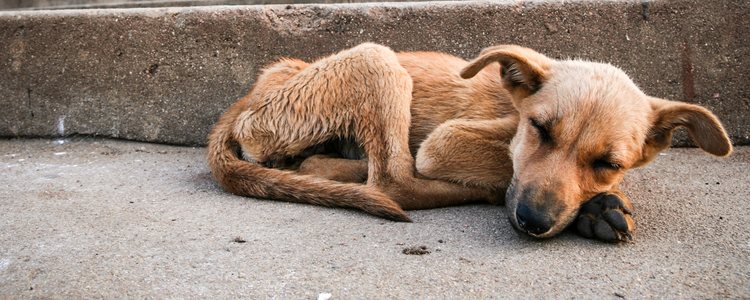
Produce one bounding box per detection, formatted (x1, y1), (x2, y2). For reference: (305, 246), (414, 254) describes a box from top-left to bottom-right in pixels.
(207, 43), (732, 242)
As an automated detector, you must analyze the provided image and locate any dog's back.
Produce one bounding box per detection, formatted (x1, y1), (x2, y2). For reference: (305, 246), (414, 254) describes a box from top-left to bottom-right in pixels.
(397, 52), (516, 153)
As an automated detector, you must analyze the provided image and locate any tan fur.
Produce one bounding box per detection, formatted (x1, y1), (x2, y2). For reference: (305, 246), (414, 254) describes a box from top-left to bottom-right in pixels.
(207, 43), (732, 241)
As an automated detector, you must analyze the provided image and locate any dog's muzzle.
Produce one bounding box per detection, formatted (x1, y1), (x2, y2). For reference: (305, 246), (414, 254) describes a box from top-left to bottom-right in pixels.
(515, 202), (553, 235)
(505, 178), (559, 238)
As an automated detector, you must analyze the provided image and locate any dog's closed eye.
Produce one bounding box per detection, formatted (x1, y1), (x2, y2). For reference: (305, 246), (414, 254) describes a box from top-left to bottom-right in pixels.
(592, 158), (621, 171)
(530, 118), (553, 144)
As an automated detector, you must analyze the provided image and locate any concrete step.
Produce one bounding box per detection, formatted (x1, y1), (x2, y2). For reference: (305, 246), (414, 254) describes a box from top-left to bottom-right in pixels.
(1, 0), (748, 146)
(0, 138), (748, 297)
(1, 0), (438, 11)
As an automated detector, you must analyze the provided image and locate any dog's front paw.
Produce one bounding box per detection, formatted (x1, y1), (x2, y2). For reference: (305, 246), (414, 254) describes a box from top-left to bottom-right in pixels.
(575, 193), (635, 243)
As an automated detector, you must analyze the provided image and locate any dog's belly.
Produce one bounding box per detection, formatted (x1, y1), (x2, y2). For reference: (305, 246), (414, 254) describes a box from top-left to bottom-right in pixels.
(241, 136), (365, 169)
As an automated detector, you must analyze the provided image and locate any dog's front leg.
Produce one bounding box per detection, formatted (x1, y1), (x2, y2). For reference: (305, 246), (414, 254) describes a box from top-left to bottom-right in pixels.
(575, 189), (636, 243)
(415, 117), (518, 204)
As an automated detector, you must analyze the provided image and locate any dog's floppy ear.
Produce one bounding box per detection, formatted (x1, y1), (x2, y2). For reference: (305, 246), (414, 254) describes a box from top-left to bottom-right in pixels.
(460, 45), (553, 98)
(639, 97), (732, 165)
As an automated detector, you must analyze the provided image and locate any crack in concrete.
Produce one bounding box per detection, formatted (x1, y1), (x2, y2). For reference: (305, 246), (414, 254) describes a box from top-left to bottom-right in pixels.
(26, 88), (34, 118)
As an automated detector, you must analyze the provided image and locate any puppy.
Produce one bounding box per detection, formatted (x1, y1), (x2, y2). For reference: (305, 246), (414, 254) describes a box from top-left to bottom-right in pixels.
(207, 43), (731, 242)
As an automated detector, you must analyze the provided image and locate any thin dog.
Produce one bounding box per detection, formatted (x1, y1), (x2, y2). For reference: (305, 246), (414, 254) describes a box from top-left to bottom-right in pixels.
(207, 43), (731, 242)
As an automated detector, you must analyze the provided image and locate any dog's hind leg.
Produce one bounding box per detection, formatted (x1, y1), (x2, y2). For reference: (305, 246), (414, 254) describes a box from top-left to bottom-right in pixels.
(216, 47), (417, 221)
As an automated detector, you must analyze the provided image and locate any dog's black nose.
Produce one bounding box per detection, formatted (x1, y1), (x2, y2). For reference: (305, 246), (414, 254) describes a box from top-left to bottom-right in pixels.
(516, 202), (553, 235)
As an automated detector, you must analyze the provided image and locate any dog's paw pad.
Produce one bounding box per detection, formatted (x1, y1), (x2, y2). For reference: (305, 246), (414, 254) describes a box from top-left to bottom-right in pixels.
(575, 193), (634, 243)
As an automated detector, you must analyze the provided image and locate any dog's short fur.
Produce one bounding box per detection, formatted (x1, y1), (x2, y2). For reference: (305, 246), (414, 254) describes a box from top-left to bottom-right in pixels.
(207, 43), (731, 242)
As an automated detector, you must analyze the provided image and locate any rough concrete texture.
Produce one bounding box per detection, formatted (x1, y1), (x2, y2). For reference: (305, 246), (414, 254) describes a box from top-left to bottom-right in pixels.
(0, 138), (748, 298)
(1, 0), (440, 11)
(0, 0), (748, 146)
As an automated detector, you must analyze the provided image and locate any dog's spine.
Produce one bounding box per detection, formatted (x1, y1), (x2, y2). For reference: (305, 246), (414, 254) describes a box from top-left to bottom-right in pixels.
(206, 102), (411, 222)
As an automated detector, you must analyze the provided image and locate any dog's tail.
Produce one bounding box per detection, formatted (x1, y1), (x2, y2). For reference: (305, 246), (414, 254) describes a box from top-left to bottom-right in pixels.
(206, 103), (411, 222)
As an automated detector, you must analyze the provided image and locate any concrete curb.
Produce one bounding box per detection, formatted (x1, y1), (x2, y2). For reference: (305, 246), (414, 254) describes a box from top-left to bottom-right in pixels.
(1, 0), (748, 146)
(1, 0), (440, 11)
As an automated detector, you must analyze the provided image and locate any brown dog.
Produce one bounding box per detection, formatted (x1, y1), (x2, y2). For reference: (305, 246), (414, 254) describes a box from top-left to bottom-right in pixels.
(207, 43), (731, 242)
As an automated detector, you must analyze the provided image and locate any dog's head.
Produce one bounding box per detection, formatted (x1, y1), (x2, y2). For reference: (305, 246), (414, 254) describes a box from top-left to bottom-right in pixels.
(461, 45), (732, 238)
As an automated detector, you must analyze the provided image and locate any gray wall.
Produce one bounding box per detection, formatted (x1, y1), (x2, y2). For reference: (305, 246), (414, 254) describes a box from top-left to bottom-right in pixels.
(1, 0), (748, 146)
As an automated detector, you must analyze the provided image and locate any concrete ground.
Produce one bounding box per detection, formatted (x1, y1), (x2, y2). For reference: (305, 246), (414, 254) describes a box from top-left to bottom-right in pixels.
(0, 138), (748, 298)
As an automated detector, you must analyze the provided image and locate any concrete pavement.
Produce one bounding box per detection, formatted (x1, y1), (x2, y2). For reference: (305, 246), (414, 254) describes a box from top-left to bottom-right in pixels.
(0, 138), (748, 298)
